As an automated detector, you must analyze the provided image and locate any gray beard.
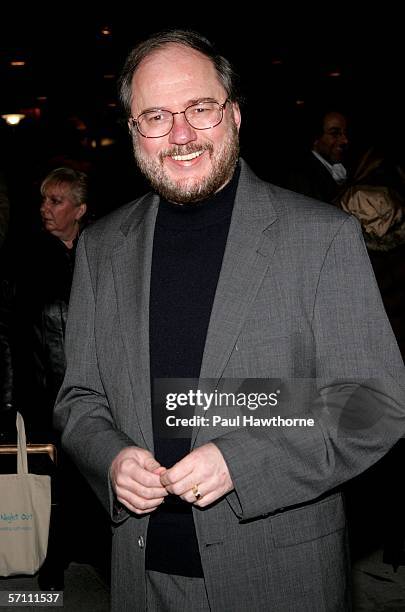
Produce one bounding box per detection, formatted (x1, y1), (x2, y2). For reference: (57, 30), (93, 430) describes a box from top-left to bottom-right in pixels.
(132, 122), (239, 204)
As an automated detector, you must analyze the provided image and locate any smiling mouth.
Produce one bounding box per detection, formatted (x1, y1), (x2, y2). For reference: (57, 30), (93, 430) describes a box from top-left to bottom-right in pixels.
(170, 150), (204, 162)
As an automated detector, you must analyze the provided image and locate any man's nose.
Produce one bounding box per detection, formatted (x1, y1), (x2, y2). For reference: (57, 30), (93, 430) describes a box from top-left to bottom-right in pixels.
(339, 132), (349, 146)
(168, 113), (197, 145)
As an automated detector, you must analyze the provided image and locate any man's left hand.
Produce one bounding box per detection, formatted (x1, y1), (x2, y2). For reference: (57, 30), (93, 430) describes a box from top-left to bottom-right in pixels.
(160, 442), (234, 507)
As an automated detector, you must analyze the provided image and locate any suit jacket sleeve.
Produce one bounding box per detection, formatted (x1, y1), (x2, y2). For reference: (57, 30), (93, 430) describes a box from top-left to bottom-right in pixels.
(214, 215), (405, 521)
(54, 234), (135, 519)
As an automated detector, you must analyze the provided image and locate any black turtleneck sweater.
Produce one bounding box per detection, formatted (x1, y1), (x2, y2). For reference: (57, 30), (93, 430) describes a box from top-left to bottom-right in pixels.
(146, 165), (240, 576)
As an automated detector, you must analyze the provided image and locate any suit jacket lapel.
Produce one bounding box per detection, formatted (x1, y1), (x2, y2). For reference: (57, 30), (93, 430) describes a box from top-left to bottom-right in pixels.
(194, 161), (279, 445)
(111, 194), (159, 451)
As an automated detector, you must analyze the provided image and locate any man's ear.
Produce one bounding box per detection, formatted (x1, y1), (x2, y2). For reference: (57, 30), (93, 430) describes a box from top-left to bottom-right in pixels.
(231, 102), (241, 132)
(76, 203), (87, 221)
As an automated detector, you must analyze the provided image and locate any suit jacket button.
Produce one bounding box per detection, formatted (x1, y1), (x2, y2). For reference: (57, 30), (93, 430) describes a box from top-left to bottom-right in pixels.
(138, 536), (145, 549)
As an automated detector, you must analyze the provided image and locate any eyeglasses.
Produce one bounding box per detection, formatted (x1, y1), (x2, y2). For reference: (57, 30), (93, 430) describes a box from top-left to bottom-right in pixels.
(130, 98), (229, 138)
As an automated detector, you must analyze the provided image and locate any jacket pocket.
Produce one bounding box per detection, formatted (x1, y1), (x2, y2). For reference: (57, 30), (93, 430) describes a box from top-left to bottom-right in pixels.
(272, 493), (345, 548)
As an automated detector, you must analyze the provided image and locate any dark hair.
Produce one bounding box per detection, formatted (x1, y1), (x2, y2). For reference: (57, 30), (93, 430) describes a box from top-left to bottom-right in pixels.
(311, 108), (348, 140)
(118, 29), (241, 118)
(40, 167), (88, 206)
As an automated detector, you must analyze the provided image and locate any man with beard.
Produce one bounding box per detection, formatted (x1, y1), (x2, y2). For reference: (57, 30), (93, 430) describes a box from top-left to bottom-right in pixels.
(55, 30), (405, 611)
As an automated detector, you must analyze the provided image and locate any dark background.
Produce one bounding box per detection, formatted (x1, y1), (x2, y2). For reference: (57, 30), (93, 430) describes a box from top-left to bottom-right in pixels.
(1, 8), (404, 223)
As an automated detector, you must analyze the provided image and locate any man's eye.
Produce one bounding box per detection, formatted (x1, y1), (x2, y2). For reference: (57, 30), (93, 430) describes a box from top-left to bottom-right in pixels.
(191, 105), (210, 114)
(326, 129), (346, 137)
(146, 113), (167, 123)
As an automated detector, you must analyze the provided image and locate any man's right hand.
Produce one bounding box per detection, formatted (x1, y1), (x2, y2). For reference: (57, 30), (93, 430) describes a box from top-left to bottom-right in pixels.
(110, 446), (168, 515)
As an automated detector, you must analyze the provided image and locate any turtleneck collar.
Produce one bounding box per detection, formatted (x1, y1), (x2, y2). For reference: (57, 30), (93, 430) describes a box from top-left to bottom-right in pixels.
(156, 162), (240, 230)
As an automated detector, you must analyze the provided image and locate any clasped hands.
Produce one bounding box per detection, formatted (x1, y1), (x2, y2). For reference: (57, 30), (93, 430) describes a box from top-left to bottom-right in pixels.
(110, 443), (234, 515)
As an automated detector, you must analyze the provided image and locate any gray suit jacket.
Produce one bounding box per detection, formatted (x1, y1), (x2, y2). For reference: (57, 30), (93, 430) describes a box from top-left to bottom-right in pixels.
(55, 160), (405, 612)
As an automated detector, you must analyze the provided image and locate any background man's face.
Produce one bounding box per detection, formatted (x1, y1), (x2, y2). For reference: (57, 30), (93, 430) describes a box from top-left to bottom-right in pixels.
(313, 112), (348, 164)
(130, 44), (241, 204)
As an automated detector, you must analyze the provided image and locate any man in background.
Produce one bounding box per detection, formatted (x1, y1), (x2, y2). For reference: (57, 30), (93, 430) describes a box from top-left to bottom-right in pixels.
(284, 108), (349, 203)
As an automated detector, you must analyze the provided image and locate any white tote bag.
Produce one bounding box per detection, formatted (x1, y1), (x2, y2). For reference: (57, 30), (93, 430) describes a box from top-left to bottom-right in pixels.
(0, 412), (51, 576)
